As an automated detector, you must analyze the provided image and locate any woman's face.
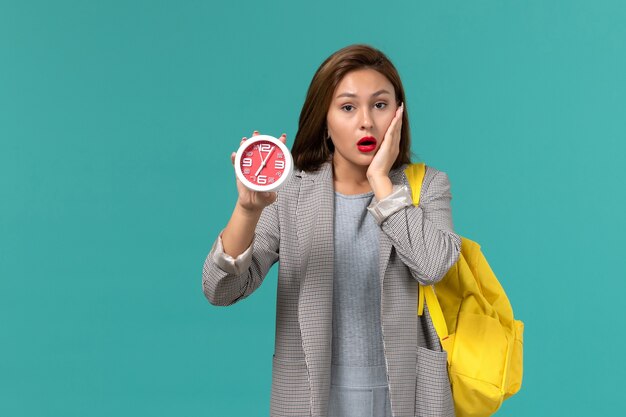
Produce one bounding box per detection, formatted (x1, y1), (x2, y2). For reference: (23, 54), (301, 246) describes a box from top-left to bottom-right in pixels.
(326, 68), (398, 171)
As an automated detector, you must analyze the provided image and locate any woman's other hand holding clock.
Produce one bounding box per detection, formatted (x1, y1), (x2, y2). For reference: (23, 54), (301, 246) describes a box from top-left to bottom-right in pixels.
(230, 131), (288, 214)
(221, 131), (288, 259)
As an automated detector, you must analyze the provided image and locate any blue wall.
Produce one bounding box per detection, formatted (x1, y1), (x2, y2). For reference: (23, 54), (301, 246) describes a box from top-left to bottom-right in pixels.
(1, 1), (624, 415)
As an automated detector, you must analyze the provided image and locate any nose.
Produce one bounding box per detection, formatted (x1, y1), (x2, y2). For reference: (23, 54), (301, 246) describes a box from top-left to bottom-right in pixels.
(359, 107), (374, 130)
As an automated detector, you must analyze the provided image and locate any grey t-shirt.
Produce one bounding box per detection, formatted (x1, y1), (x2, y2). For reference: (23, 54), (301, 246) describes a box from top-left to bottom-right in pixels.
(332, 190), (386, 367)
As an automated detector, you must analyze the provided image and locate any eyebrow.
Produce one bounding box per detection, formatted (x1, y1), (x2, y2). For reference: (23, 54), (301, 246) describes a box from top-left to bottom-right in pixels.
(335, 89), (392, 99)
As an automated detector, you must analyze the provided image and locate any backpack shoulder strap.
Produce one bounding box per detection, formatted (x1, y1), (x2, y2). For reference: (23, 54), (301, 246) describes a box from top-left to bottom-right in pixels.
(406, 163), (450, 339)
(404, 162), (426, 206)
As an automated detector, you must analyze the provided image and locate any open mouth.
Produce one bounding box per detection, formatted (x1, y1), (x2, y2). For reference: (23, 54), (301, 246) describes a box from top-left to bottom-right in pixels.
(357, 136), (377, 152)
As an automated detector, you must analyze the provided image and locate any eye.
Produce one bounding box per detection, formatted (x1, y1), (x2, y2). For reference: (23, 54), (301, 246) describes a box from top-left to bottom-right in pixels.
(341, 104), (355, 112)
(374, 102), (387, 109)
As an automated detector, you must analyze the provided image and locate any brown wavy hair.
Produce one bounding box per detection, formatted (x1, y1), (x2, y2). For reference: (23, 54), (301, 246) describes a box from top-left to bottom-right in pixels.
(291, 44), (412, 172)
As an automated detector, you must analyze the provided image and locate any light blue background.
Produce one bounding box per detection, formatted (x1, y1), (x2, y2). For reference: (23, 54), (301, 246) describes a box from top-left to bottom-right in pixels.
(1, 1), (624, 416)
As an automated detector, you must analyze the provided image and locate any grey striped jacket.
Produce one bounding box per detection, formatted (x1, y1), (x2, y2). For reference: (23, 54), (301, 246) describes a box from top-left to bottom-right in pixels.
(203, 161), (461, 417)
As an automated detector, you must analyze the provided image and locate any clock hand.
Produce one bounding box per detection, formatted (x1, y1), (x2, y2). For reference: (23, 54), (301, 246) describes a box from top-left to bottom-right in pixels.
(254, 145), (266, 177)
(255, 146), (276, 177)
(256, 144), (263, 166)
(254, 144), (268, 176)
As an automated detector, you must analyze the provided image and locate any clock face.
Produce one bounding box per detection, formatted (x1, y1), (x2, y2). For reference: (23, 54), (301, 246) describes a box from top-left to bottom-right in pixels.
(234, 135), (293, 192)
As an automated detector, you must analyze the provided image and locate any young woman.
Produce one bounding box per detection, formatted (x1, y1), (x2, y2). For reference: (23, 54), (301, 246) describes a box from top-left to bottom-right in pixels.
(203, 44), (461, 417)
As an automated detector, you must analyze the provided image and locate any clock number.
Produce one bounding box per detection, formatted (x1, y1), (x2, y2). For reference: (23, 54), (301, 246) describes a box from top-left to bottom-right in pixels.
(274, 160), (285, 169)
(242, 157), (252, 167)
(257, 175), (267, 185)
(258, 144), (272, 153)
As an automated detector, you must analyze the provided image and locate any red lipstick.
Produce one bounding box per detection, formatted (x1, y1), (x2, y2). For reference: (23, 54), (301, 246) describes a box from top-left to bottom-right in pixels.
(357, 136), (377, 153)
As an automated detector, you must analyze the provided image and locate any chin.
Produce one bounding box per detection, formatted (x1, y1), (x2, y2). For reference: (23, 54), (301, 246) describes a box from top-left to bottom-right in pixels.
(333, 151), (374, 168)
(356, 157), (375, 167)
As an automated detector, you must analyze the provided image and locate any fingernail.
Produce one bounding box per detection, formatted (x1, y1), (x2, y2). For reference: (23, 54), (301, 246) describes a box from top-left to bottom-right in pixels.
(281, 133), (286, 137)
(253, 130), (259, 134)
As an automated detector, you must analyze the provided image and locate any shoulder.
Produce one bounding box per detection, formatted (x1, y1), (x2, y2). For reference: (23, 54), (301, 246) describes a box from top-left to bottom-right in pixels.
(273, 161), (329, 206)
(391, 163), (450, 184)
(424, 164), (450, 185)
(293, 160), (333, 181)
(422, 165), (453, 201)
(392, 163), (453, 201)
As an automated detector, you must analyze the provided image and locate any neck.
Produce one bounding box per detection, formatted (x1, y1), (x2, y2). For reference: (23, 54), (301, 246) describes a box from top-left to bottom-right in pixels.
(332, 156), (371, 194)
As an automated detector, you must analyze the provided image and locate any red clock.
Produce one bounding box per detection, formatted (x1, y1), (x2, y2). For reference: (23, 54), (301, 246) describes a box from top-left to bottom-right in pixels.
(234, 135), (294, 192)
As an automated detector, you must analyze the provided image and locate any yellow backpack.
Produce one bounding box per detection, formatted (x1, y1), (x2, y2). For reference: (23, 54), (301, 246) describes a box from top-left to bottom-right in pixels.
(406, 163), (524, 417)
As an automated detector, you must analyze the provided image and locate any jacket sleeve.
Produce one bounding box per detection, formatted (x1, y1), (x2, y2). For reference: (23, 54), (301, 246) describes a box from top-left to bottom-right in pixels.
(378, 169), (461, 285)
(202, 200), (280, 306)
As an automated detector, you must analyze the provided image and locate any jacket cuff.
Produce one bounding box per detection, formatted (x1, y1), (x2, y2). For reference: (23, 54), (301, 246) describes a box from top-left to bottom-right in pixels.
(210, 232), (254, 275)
(367, 184), (413, 225)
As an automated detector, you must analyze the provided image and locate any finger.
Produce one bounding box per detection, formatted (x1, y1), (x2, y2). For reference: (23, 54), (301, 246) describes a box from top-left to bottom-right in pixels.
(394, 113), (403, 135)
(385, 115), (401, 141)
(389, 115), (401, 134)
(279, 133), (287, 144)
(262, 191), (278, 204)
(234, 136), (247, 164)
(391, 104), (403, 124)
(392, 103), (403, 125)
(252, 130), (259, 136)
(391, 105), (404, 136)
(396, 105), (404, 137)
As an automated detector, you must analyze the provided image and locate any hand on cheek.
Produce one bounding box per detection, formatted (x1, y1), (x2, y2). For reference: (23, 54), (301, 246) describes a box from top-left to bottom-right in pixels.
(367, 103), (404, 180)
